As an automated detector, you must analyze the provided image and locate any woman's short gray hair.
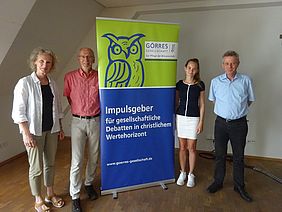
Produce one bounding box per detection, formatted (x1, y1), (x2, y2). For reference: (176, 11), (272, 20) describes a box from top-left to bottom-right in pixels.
(29, 47), (57, 71)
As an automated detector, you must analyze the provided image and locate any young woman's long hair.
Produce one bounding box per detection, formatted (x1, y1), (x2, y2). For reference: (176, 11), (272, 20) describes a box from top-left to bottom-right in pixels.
(185, 58), (202, 88)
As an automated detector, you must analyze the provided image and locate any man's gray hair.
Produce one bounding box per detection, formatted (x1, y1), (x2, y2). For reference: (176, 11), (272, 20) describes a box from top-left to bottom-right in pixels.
(222, 50), (240, 63)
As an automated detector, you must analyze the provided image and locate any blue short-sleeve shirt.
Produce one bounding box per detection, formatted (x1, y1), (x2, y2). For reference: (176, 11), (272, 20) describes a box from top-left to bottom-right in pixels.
(209, 73), (255, 120)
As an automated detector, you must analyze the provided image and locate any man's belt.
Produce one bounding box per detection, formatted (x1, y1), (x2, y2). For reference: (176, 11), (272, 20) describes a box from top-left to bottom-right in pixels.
(217, 115), (246, 123)
(73, 114), (99, 119)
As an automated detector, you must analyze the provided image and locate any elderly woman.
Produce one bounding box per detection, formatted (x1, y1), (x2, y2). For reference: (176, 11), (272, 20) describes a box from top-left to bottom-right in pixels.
(12, 47), (65, 211)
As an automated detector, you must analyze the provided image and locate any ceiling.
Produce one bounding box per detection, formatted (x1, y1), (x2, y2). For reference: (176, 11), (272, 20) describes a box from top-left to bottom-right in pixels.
(95, 0), (201, 8)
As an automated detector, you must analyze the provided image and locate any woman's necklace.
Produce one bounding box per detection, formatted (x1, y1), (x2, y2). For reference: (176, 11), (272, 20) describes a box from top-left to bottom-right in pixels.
(183, 79), (195, 85)
(40, 78), (48, 85)
(37, 74), (48, 85)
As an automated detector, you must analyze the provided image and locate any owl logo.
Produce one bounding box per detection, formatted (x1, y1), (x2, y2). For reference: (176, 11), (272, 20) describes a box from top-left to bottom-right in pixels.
(102, 33), (145, 87)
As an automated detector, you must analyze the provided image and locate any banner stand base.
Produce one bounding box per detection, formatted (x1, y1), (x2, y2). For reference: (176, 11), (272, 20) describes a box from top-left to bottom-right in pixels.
(112, 191), (118, 199)
(101, 178), (175, 199)
(160, 182), (168, 190)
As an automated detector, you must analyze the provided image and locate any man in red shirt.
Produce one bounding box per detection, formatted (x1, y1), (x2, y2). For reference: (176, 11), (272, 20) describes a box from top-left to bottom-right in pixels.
(64, 47), (100, 212)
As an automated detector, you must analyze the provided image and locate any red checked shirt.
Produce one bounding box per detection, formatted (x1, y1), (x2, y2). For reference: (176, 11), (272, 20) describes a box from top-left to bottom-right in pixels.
(64, 69), (100, 116)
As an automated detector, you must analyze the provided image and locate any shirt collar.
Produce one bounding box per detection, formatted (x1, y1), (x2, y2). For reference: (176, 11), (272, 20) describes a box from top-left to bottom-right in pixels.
(79, 68), (95, 77)
(220, 72), (240, 81)
(31, 71), (51, 83)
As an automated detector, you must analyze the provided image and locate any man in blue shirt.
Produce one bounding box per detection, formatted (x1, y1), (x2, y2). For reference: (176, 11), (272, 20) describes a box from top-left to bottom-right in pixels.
(207, 50), (255, 202)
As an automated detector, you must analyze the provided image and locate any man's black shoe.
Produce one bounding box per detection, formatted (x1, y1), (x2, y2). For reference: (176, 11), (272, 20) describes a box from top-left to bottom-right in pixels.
(234, 186), (253, 202)
(85, 185), (98, 200)
(72, 198), (82, 212)
(207, 182), (223, 193)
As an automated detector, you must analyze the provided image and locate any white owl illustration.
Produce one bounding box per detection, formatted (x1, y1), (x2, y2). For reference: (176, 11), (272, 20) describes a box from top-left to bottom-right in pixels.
(102, 33), (145, 87)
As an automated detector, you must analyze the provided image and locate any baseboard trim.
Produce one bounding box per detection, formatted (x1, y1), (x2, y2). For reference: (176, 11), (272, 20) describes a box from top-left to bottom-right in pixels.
(1, 147), (281, 167)
(0, 137), (71, 167)
(196, 150), (282, 162)
(0, 151), (26, 167)
(245, 154), (282, 162)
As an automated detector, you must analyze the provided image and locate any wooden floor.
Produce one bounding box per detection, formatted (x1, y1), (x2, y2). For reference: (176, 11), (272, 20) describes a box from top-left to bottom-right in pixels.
(0, 138), (282, 212)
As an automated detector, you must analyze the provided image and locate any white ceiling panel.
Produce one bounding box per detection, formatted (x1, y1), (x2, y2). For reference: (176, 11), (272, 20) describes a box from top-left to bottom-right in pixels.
(95, 0), (201, 8)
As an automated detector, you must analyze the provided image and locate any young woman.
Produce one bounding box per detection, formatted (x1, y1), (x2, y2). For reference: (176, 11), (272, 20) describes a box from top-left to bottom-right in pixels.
(175, 58), (205, 187)
(12, 47), (65, 211)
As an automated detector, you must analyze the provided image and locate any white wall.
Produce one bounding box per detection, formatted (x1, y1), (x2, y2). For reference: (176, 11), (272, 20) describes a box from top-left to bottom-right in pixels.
(0, 0), (104, 163)
(1, 0), (282, 162)
(94, 0), (282, 158)
(0, 0), (36, 64)
(137, 5), (282, 159)
(57, 25), (99, 136)
(0, 0), (36, 162)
